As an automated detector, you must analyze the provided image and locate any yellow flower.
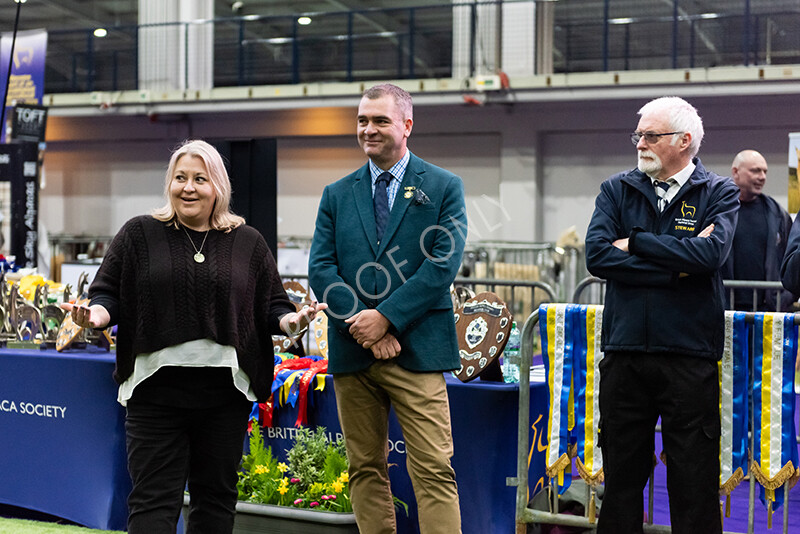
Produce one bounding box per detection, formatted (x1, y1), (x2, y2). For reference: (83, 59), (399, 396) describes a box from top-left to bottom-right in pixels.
(331, 480), (344, 493)
(338, 472), (349, 483)
(279, 477), (289, 488)
(277, 462), (289, 473)
(309, 482), (325, 495)
(278, 485), (288, 495)
(253, 465), (269, 475)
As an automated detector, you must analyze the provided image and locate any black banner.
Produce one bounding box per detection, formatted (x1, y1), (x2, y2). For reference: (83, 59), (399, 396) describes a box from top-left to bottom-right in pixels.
(0, 142), (39, 267)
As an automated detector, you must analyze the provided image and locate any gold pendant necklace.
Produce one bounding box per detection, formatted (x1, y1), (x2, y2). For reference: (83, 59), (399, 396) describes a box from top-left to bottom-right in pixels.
(182, 225), (210, 263)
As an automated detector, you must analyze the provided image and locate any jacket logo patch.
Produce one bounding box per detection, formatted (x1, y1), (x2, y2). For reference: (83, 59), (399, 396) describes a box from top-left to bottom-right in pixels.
(681, 201), (696, 218)
(674, 214), (697, 233)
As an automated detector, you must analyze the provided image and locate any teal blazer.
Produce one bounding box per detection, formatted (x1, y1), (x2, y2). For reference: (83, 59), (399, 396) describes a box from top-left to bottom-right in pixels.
(308, 153), (468, 374)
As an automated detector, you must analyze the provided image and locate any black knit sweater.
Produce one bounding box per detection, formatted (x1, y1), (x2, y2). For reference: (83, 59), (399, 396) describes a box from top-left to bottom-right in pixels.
(89, 215), (294, 402)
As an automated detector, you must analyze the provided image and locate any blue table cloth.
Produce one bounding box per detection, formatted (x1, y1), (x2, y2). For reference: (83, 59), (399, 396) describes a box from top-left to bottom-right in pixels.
(0, 348), (130, 531)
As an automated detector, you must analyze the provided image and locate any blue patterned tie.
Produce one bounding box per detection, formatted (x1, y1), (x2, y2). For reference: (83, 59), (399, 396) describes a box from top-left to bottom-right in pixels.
(374, 171), (392, 243)
(654, 180), (672, 212)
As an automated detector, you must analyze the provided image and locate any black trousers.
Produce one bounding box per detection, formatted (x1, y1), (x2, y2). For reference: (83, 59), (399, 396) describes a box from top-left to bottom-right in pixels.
(596, 352), (721, 534)
(125, 367), (253, 534)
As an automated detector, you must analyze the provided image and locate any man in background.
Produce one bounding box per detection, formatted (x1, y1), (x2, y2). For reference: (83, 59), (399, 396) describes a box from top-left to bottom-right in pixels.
(309, 83), (465, 534)
(585, 96), (739, 534)
(722, 149), (796, 311)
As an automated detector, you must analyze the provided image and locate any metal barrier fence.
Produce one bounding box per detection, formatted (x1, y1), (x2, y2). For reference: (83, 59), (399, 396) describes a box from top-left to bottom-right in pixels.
(514, 278), (799, 534)
(572, 277), (794, 313)
(464, 242), (587, 307)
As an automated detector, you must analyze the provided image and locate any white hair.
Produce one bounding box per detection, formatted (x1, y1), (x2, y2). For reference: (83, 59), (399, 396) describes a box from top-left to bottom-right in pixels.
(638, 96), (704, 158)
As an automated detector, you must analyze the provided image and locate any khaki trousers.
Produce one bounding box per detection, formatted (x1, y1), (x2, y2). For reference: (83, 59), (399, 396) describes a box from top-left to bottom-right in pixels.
(333, 361), (461, 534)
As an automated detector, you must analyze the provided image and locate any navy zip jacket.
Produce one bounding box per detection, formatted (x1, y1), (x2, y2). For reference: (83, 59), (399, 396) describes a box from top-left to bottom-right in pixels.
(585, 158), (740, 360)
(781, 216), (800, 296)
(720, 194), (796, 311)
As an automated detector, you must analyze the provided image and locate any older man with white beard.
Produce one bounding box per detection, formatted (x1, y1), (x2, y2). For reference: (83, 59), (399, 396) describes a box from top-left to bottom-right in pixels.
(585, 96), (740, 534)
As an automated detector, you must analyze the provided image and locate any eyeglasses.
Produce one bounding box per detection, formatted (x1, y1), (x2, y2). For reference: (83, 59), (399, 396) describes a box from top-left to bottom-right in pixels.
(630, 131), (682, 145)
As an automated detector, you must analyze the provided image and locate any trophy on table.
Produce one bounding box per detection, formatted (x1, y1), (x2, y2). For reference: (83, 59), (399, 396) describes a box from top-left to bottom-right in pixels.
(39, 283), (67, 347)
(272, 280), (310, 356)
(56, 272), (114, 352)
(6, 281), (43, 349)
(0, 274), (14, 344)
(453, 291), (513, 383)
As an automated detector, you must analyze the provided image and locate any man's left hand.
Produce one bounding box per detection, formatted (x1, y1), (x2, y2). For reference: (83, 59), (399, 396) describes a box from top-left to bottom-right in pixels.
(346, 309), (390, 348)
(370, 333), (401, 360)
(612, 237), (629, 252)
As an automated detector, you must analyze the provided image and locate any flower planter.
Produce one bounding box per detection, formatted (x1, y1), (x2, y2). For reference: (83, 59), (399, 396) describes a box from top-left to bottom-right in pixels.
(182, 494), (359, 534)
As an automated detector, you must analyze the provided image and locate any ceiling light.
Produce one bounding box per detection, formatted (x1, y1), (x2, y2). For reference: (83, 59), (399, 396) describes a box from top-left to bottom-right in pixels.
(298, 16), (312, 26)
(94, 28), (108, 38)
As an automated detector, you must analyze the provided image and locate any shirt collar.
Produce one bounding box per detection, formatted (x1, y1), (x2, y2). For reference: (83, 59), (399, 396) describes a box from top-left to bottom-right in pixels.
(651, 160), (695, 187)
(369, 150), (410, 184)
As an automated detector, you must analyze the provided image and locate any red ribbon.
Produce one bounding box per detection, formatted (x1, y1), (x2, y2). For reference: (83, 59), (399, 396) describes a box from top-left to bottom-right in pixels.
(294, 359), (328, 427)
(277, 357), (318, 372)
(259, 398), (274, 427)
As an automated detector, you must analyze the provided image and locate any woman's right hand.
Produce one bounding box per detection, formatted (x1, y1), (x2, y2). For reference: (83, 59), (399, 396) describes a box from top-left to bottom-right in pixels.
(60, 302), (111, 329)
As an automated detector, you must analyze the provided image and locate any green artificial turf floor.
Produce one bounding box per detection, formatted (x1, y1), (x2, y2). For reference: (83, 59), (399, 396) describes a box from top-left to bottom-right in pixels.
(0, 517), (124, 533)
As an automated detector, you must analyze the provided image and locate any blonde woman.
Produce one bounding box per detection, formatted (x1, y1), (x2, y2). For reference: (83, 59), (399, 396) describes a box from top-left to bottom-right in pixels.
(63, 139), (325, 533)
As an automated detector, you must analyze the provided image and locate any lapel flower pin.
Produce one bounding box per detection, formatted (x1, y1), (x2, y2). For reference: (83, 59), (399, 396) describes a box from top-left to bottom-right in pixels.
(413, 189), (431, 205)
(403, 186), (416, 199)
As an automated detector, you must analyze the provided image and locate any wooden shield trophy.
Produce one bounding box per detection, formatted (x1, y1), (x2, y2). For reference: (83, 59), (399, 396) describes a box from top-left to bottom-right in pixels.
(453, 292), (512, 382)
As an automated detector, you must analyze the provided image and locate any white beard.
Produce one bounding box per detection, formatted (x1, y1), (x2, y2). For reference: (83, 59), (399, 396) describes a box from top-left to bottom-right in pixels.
(637, 150), (662, 176)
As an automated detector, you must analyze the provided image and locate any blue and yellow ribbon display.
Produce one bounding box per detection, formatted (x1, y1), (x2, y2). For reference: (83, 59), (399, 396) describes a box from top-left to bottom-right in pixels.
(751, 312), (799, 525)
(719, 311), (749, 519)
(538, 305), (799, 530)
(574, 305), (604, 486)
(539, 304), (576, 493)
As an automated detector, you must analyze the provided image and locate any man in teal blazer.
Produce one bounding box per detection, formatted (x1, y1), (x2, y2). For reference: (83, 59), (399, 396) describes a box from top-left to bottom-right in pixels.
(309, 83), (466, 534)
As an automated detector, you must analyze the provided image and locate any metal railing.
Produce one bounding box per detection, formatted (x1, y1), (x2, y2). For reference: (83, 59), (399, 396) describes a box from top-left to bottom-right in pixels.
(46, 4), (457, 94)
(572, 277), (795, 313)
(555, 9), (800, 73)
(40, 1), (800, 94)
